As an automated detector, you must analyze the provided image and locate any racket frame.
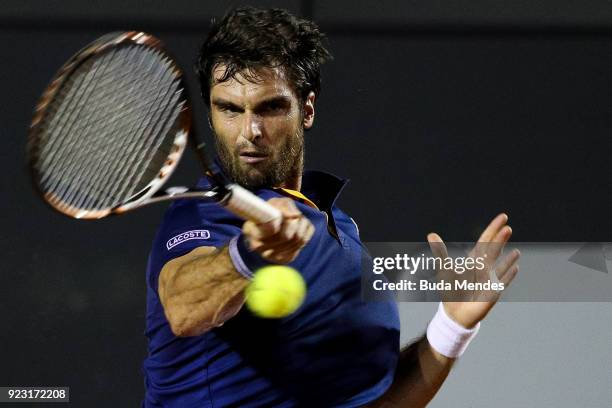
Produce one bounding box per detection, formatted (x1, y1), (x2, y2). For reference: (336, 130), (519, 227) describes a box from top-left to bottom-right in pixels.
(28, 32), (195, 219)
(28, 31), (281, 225)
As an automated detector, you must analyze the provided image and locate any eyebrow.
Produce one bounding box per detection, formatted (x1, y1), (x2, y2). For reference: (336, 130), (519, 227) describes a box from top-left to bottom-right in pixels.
(211, 95), (291, 111)
(211, 97), (242, 110)
(256, 96), (291, 108)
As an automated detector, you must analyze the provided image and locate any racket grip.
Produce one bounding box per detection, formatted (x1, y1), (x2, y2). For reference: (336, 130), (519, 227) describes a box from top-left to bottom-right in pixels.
(225, 184), (282, 224)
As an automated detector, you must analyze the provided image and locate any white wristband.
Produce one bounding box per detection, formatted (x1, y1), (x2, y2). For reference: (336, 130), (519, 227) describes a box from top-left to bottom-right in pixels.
(426, 302), (480, 358)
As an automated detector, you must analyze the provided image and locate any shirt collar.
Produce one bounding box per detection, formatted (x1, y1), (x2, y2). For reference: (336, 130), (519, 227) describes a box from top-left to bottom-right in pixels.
(298, 170), (349, 212)
(197, 169), (349, 212)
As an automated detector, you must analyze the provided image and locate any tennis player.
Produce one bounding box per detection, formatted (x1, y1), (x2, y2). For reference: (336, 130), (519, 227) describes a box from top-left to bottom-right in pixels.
(143, 7), (520, 407)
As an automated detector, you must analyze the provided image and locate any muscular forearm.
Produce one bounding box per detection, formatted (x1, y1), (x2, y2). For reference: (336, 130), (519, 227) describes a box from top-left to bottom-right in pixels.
(366, 336), (455, 408)
(159, 246), (249, 337)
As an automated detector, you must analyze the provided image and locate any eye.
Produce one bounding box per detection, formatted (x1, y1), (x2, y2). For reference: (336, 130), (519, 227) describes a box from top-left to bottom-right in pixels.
(259, 101), (288, 115)
(217, 104), (241, 115)
(268, 101), (284, 111)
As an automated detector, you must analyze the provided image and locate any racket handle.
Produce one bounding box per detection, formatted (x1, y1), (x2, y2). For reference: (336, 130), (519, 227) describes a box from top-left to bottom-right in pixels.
(225, 184), (282, 224)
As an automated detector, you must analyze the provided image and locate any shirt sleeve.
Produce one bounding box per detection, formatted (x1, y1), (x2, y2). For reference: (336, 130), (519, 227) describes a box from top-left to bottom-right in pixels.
(146, 199), (242, 294)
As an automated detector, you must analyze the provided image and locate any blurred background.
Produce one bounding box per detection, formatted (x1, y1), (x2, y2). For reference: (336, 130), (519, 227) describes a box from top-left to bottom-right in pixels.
(1, 1), (611, 406)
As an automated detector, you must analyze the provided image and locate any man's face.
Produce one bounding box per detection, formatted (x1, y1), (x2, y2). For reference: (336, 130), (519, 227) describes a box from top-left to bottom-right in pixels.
(209, 65), (313, 189)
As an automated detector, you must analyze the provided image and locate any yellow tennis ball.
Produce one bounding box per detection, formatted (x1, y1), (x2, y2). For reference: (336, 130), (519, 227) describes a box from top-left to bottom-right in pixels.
(246, 265), (306, 318)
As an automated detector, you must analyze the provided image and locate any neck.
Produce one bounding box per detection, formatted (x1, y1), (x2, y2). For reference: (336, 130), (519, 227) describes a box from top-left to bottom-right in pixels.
(278, 153), (303, 191)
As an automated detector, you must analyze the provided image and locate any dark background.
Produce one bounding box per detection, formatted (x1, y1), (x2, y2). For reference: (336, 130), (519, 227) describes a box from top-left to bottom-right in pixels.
(1, 1), (610, 406)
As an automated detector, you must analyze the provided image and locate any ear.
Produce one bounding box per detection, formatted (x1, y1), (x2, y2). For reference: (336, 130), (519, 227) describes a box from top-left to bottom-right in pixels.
(303, 91), (316, 130)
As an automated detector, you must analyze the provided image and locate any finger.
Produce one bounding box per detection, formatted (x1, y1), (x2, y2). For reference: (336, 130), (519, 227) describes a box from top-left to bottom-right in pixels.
(478, 213), (508, 243)
(427, 233), (449, 259)
(281, 218), (314, 249)
(255, 217), (306, 250)
(501, 264), (519, 288)
(267, 197), (302, 218)
(243, 219), (280, 239)
(495, 249), (521, 280)
(268, 251), (298, 264)
(261, 243), (301, 260)
(485, 225), (513, 262)
(246, 237), (263, 251)
(280, 216), (300, 242)
(257, 217), (312, 250)
(304, 221), (315, 242)
(258, 232), (305, 252)
(262, 236), (306, 261)
(427, 233), (454, 282)
(267, 220), (315, 262)
(263, 241), (304, 263)
(249, 198), (302, 238)
(295, 217), (311, 240)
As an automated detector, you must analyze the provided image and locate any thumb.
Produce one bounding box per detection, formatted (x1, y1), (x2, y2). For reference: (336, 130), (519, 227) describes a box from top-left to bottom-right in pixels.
(427, 233), (449, 259)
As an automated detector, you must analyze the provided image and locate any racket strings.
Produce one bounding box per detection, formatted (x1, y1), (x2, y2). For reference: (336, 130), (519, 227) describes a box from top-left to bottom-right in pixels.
(40, 48), (130, 195)
(51, 47), (145, 206)
(33, 44), (185, 213)
(81, 50), (181, 209)
(93, 65), (182, 210)
(66, 47), (170, 210)
(58, 47), (159, 141)
(104, 84), (182, 209)
(38, 51), (117, 183)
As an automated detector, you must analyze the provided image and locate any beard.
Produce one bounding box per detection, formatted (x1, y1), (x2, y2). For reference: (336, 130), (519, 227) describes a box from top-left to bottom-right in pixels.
(214, 127), (304, 190)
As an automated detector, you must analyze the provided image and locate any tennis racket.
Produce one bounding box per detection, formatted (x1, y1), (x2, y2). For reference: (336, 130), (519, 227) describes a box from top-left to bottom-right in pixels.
(27, 31), (281, 224)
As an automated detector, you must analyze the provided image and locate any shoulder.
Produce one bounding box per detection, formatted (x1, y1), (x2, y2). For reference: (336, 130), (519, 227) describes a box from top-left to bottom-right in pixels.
(149, 198), (237, 267)
(146, 197), (239, 294)
(331, 205), (361, 238)
(160, 197), (240, 242)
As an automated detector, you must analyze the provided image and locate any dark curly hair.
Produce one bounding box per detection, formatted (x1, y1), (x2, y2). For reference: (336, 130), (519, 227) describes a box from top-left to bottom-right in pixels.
(195, 7), (332, 107)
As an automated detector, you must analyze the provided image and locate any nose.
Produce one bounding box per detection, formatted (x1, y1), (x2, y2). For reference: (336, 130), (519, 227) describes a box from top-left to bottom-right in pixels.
(243, 112), (263, 142)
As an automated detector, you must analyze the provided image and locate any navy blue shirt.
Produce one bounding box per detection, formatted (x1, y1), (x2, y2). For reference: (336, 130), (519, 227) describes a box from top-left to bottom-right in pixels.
(143, 171), (400, 407)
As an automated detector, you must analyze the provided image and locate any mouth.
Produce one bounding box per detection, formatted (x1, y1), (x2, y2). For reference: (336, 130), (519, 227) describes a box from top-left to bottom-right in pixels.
(238, 150), (269, 164)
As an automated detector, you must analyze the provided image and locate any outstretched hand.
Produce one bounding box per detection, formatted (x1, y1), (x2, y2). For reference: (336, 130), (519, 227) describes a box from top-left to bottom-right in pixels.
(427, 213), (521, 329)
